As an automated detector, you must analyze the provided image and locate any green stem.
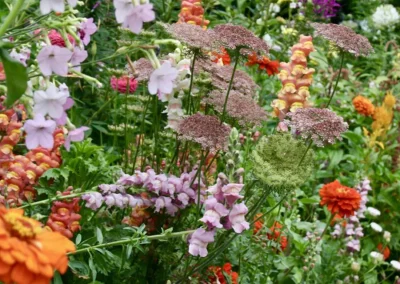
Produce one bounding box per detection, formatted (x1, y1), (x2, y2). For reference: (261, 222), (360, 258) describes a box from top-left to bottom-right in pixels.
(317, 213), (335, 244)
(220, 50), (240, 124)
(70, 230), (195, 255)
(18, 191), (96, 209)
(298, 139), (313, 167)
(153, 95), (160, 173)
(250, 193), (289, 225)
(85, 92), (119, 125)
(0, 0), (25, 37)
(186, 51), (198, 114)
(326, 51), (345, 108)
(124, 85), (129, 172)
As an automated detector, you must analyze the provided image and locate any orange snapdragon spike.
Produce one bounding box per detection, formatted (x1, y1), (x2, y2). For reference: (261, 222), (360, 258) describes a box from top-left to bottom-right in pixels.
(0, 207), (76, 284)
(319, 180), (361, 218)
(177, 0), (209, 29)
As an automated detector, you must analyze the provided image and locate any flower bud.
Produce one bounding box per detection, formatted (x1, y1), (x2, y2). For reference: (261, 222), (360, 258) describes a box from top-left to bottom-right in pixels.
(351, 262), (360, 272)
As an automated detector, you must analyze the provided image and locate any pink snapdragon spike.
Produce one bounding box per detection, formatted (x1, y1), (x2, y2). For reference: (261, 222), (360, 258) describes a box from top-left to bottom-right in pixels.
(56, 97), (74, 125)
(40, 0), (77, 15)
(222, 183), (244, 206)
(122, 4), (156, 34)
(82, 192), (104, 210)
(105, 193), (127, 208)
(228, 203), (250, 233)
(200, 197), (229, 229)
(148, 61), (179, 98)
(37, 45), (72, 76)
(33, 83), (69, 119)
(23, 114), (56, 150)
(188, 228), (215, 257)
(70, 47), (88, 71)
(79, 18), (98, 45)
(64, 126), (90, 151)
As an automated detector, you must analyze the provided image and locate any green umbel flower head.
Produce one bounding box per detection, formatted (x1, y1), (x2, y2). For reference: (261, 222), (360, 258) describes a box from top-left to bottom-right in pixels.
(251, 133), (313, 193)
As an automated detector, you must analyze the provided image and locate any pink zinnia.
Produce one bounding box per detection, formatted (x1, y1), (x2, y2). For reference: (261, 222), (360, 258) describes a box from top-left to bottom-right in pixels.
(110, 76), (138, 93)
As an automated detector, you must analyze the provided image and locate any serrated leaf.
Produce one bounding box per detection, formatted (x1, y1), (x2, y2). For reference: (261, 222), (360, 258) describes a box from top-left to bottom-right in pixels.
(68, 260), (90, 279)
(0, 47), (28, 107)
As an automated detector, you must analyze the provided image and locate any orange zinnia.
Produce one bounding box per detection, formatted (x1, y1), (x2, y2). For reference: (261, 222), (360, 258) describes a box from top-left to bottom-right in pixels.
(319, 180), (361, 218)
(352, 95), (375, 116)
(0, 207), (75, 284)
(246, 53), (280, 76)
(211, 47), (231, 66)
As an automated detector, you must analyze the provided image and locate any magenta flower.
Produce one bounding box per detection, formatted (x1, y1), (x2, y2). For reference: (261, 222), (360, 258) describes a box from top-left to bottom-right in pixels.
(24, 114), (56, 149)
(64, 126), (90, 151)
(122, 4), (156, 34)
(56, 97), (74, 125)
(148, 61), (178, 97)
(33, 83), (69, 119)
(229, 203), (250, 233)
(37, 45), (72, 76)
(79, 18), (97, 45)
(188, 228), (215, 257)
(222, 183), (244, 206)
(82, 192), (104, 210)
(200, 197), (229, 229)
(70, 47), (88, 72)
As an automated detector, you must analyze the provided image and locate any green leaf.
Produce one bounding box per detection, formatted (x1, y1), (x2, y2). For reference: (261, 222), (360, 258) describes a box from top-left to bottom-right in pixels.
(75, 234), (82, 245)
(51, 271), (63, 284)
(0, 47), (28, 107)
(96, 227), (103, 244)
(299, 197), (320, 205)
(68, 260), (90, 279)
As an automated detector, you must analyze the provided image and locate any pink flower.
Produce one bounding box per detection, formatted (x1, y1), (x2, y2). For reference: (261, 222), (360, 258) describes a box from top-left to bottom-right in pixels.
(37, 45), (72, 76)
(113, 0), (134, 23)
(110, 76), (138, 93)
(24, 114), (56, 149)
(65, 126), (90, 151)
(229, 203), (249, 233)
(40, 0), (77, 14)
(70, 47), (88, 71)
(105, 193), (127, 208)
(148, 61), (178, 97)
(79, 18), (97, 45)
(82, 192), (104, 210)
(188, 228), (215, 257)
(48, 29), (75, 47)
(222, 183), (244, 206)
(33, 83), (69, 119)
(56, 97), (74, 125)
(122, 4), (156, 34)
(199, 197), (229, 229)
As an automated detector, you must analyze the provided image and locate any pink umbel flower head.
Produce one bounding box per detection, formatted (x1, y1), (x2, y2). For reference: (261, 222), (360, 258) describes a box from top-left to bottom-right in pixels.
(122, 4), (156, 34)
(199, 197), (229, 229)
(23, 114), (56, 149)
(64, 126), (90, 151)
(188, 228), (215, 257)
(37, 45), (72, 76)
(70, 47), (88, 72)
(40, 0), (77, 15)
(79, 18), (97, 45)
(228, 202), (250, 233)
(148, 61), (179, 98)
(33, 83), (69, 119)
(222, 183), (244, 206)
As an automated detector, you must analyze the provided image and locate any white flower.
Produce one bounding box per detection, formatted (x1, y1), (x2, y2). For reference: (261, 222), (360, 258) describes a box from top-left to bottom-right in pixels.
(40, 0), (77, 14)
(148, 61), (179, 98)
(370, 251), (384, 261)
(33, 83), (69, 119)
(370, 222), (383, 233)
(359, 20), (371, 32)
(372, 4), (400, 28)
(351, 262), (360, 273)
(390, 260), (400, 271)
(367, 207), (381, 216)
(289, 2), (297, 9)
(269, 3), (280, 14)
(384, 231), (391, 242)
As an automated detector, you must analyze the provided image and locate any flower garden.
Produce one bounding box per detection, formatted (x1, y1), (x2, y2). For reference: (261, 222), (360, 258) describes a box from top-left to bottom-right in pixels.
(0, 0), (399, 283)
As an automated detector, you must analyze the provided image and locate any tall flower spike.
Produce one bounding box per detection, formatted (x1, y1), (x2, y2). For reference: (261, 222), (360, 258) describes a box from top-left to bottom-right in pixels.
(311, 23), (373, 57)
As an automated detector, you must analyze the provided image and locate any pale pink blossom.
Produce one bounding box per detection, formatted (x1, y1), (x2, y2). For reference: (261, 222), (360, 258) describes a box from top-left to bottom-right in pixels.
(40, 0), (77, 15)
(33, 83), (69, 119)
(65, 126), (90, 151)
(70, 47), (88, 71)
(37, 45), (72, 76)
(79, 18), (97, 45)
(229, 203), (250, 233)
(113, 0), (134, 23)
(24, 114), (56, 149)
(199, 197), (229, 229)
(148, 61), (178, 97)
(188, 228), (215, 257)
(122, 4), (156, 34)
(222, 183), (244, 206)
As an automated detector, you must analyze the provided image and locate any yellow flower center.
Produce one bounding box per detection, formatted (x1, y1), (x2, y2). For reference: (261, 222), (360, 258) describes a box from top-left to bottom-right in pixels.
(4, 212), (42, 239)
(336, 187), (348, 194)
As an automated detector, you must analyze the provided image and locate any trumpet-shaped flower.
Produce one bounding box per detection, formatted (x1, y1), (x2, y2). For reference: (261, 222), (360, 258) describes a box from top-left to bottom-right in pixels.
(79, 18), (97, 45)
(33, 83), (69, 119)
(37, 45), (72, 76)
(64, 126), (90, 151)
(148, 61), (178, 97)
(122, 3), (156, 34)
(228, 203), (249, 233)
(188, 228), (215, 257)
(70, 47), (88, 72)
(40, 0), (77, 14)
(24, 114), (56, 149)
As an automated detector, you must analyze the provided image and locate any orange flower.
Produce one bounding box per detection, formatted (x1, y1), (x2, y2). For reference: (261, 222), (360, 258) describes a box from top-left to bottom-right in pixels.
(0, 207), (75, 284)
(253, 213), (263, 235)
(211, 47), (231, 66)
(207, 263), (238, 284)
(319, 180), (361, 218)
(377, 243), (390, 260)
(352, 95), (375, 116)
(267, 221), (287, 251)
(246, 53), (280, 76)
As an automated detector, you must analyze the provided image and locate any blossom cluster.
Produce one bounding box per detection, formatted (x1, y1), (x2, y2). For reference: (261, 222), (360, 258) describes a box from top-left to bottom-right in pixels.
(177, 0), (209, 29)
(272, 35), (315, 120)
(189, 173), (249, 257)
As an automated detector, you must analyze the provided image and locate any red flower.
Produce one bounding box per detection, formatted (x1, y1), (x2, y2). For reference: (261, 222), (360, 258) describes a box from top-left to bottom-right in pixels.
(377, 243), (390, 260)
(246, 53), (280, 76)
(110, 76), (138, 94)
(207, 262), (239, 284)
(319, 180), (361, 218)
(211, 47), (231, 65)
(253, 213), (263, 234)
(267, 221), (287, 251)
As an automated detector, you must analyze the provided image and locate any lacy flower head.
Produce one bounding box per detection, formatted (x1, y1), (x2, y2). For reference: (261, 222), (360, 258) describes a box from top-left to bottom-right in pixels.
(204, 90), (267, 127)
(286, 107), (349, 147)
(177, 113), (231, 153)
(164, 23), (218, 50)
(372, 4), (400, 29)
(319, 180), (361, 218)
(213, 24), (269, 54)
(251, 133), (313, 193)
(311, 23), (373, 57)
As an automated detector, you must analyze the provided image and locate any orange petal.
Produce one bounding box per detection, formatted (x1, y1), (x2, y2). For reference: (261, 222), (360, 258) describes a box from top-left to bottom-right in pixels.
(11, 263), (34, 284)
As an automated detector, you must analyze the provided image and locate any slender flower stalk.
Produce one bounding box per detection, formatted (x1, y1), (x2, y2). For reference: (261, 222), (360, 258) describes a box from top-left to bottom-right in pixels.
(187, 51), (198, 114)
(220, 50), (240, 124)
(0, 0), (25, 37)
(326, 51), (345, 107)
(18, 191), (97, 209)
